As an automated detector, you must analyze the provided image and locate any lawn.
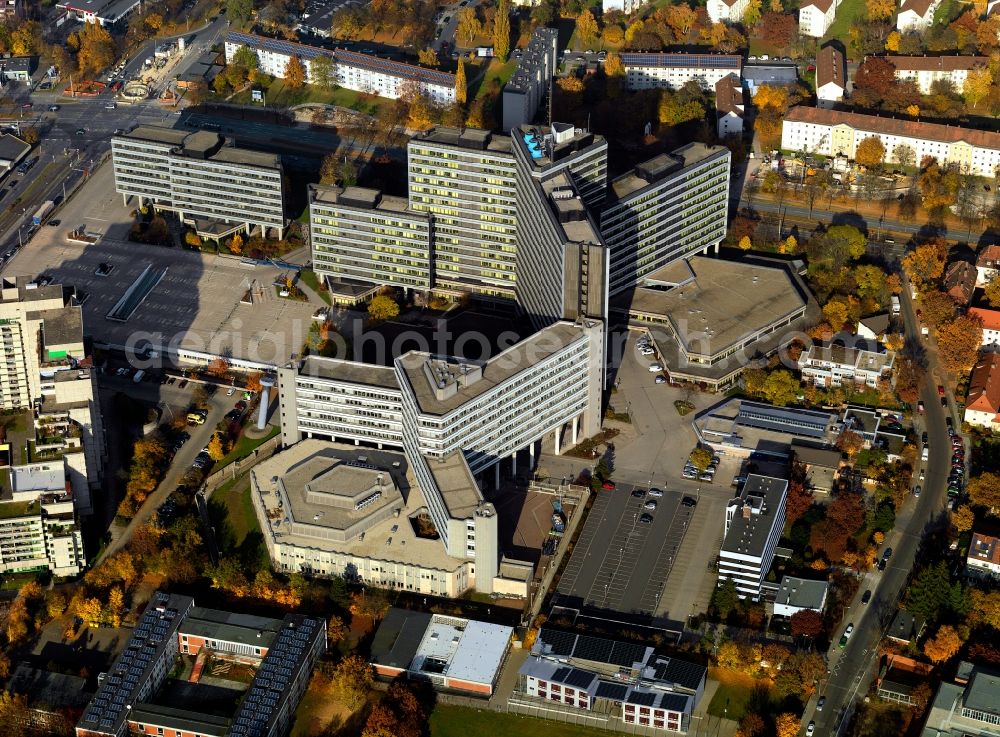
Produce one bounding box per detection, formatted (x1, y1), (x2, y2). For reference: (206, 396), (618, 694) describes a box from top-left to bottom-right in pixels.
(214, 424), (280, 472)
(475, 58), (519, 100)
(822, 0), (866, 53)
(430, 706), (613, 737)
(232, 79), (391, 117)
(706, 669), (758, 721)
(211, 475), (259, 552)
(298, 268), (331, 305)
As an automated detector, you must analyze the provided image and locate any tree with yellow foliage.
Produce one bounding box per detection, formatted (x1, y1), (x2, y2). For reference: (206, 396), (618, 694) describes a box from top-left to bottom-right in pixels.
(107, 587), (125, 628)
(228, 233), (244, 255)
(885, 31), (900, 51)
(284, 55), (306, 89)
(924, 625), (962, 664)
(330, 655), (374, 709)
(964, 67), (992, 110)
(208, 432), (230, 461)
(406, 94), (436, 130)
(775, 713), (801, 737)
(952, 504), (975, 532)
(493, 0), (510, 61)
(417, 47), (439, 68)
(455, 58), (467, 105)
(738, 235), (752, 250)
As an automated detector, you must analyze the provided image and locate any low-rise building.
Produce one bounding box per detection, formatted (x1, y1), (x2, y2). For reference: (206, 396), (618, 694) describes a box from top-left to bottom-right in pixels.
(57, 0), (140, 26)
(370, 608), (513, 696)
(707, 0), (750, 23)
(0, 133), (30, 180)
(798, 340), (895, 387)
(791, 441), (841, 493)
(967, 531), (1000, 580)
(718, 474), (788, 597)
(518, 628), (707, 732)
(816, 46), (846, 107)
(621, 53), (742, 91)
(969, 307), (1000, 349)
(920, 663), (1000, 736)
(781, 106), (1000, 178)
(772, 576), (829, 617)
(602, 0), (648, 11)
(944, 261), (977, 306)
(715, 74), (745, 138)
(742, 65), (799, 97)
(887, 608), (926, 645)
(694, 400), (841, 459)
(976, 244), (1000, 286)
(501, 28), (558, 131)
(876, 654), (933, 706)
(224, 32), (456, 105)
(799, 0), (839, 38)
(0, 56), (33, 82)
(857, 313), (891, 341)
(885, 54), (987, 94)
(964, 352), (1000, 430)
(896, 0), (940, 30)
(613, 256), (812, 391)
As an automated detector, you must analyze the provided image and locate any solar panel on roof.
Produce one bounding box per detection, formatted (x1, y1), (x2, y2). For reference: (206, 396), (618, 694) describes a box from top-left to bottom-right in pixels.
(620, 53), (740, 69)
(627, 690), (657, 706)
(539, 629), (577, 656)
(659, 693), (690, 712)
(608, 641), (646, 667)
(574, 635), (614, 664)
(564, 669), (595, 689)
(595, 682), (629, 701)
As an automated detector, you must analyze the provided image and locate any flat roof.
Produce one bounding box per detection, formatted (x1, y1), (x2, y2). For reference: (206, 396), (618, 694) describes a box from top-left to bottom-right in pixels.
(541, 171), (602, 245)
(413, 126), (513, 155)
(609, 143), (727, 201)
(128, 705), (230, 737)
(425, 451), (483, 519)
(180, 607), (283, 649)
(370, 608), (433, 670)
(0, 133), (30, 165)
(116, 126), (280, 169)
(29, 306), (83, 348)
(396, 321), (585, 416)
(252, 440), (469, 571)
(310, 184), (424, 217)
(620, 256), (807, 356)
(775, 576), (828, 609)
(10, 463), (64, 494)
(415, 616), (512, 685)
(298, 355), (400, 391)
(721, 474), (788, 557)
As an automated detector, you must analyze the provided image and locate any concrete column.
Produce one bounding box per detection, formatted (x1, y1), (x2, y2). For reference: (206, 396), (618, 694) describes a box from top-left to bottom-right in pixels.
(257, 376), (274, 430)
(530, 440), (535, 464)
(245, 222), (252, 235)
(122, 193), (128, 206)
(306, 431), (312, 439)
(495, 462), (500, 489)
(572, 416), (579, 445)
(511, 450), (517, 477)
(554, 425), (562, 456)
(714, 242), (720, 254)
(355, 438), (360, 446)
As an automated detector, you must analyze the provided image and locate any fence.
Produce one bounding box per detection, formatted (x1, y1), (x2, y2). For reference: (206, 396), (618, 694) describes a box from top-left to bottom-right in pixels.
(506, 692), (686, 736)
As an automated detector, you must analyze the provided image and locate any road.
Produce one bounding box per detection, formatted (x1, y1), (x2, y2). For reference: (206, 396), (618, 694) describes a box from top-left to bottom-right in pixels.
(806, 277), (953, 735)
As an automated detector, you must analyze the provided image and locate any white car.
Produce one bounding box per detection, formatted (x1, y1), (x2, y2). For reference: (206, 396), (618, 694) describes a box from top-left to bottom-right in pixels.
(640, 348), (655, 356)
(806, 722), (815, 736)
(648, 363), (663, 372)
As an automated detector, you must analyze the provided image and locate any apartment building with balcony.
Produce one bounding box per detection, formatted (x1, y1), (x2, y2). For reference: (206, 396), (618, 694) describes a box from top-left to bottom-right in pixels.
(111, 126), (285, 239)
(621, 53), (742, 91)
(885, 54), (987, 94)
(718, 475), (788, 597)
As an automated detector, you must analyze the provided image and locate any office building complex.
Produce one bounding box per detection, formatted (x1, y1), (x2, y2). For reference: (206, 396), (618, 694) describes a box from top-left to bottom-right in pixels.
(622, 53), (742, 91)
(501, 28), (558, 131)
(112, 127), (285, 238)
(76, 591), (324, 737)
(600, 144), (730, 296)
(309, 185), (433, 292)
(782, 106), (1000, 177)
(0, 462), (85, 576)
(370, 608), (514, 696)
(0, 276), (104, 515)
(407, 127), (519, 299)
(518, 628), (707, 732)
(224, 32), (457, 104)
(718, 474), (788, 597)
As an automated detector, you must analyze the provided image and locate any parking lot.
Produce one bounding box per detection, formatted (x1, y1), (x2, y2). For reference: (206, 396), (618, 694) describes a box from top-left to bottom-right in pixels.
(4, 163), (317, 365)
(557, 483), (695, 616)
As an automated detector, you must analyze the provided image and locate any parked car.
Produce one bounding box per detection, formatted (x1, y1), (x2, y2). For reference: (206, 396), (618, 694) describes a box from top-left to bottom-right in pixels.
(630, 488), (645, 498)
(654, 375), (666, 384)
(861, 590), (872, 604)
(648, 488), (663, 498)
(647, 363), (663, 372)
(227, 386), (236, 396)
(839, 623), (854, 648)
(681, 496), (697, 507)
(817, 696), (826, 711)
(699, 471), (714, 482)
(234, 400), (248, 411)
(639, 513), (653, 524)
(914, 485), (921, 497)
(602, 481), (616, 490)
(807, 721), (816, 736)
(644, 500), (657, 510)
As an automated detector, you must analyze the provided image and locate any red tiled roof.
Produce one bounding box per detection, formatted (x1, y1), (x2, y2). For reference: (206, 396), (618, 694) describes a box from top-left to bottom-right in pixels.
(816, 46), (845, 90)
(969, 307), (1000, 331)
(943, 261), (976, 305)
(899, 0), (937, 18)
(784, 106), (1000, 150)
(969, 532), (1000, 567)
(803, 0), (835, 13)
(884, 55), (988, 72)
(966, 352), (1000, 416)
(714, 74), (744, 117)
(977, 244), (1000, 268)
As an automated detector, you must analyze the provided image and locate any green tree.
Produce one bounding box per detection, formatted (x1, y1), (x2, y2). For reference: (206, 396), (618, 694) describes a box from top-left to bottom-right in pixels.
(226, 0), (253, 25)
(284, 56), (306, 88)
(330, 575), (350, 608)
(905, 561), (968, 624)
(310, 54), (334, 89)
(711, 578), (740, 620)
(762, 369), (799, 407)
(232, 45), (259, 72)
(493, 0), (511, 61)
(689, 447), (713, 471)
(368, 294), (400, 321)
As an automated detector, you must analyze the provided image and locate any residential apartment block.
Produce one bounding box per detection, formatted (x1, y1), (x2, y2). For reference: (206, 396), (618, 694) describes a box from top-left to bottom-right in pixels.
(816, 46), (846, 107)
(798, 0), (839, 37)
(718, 475), (788, 597)
(600, 144), (730, 296)
(964, 352), (1000, 431)
(501, 28), (558, 131)
(407, 127), (519, 299)
(976, 245), (1000, 286)
(715, 74), (745, 138)
(602, 0), (649, 11)
(621, 53), (742, 91)
(885, 55), (987, 94)
(112, 126), (285, 238)
(309, 185), (432, 292)
(76, 592), (324, 737)
(707, 0), (750, 23)
(0, 276), (104, 515)
(224, 32), (456, 104)
(0, 463), (84, 576)
(897, 0), (942, 31)
(967, 532), (1000, 580)
(944, 261), (977, 305)
(968, 307), (1000, 349)
(519, 628), (707, 732)
(781, 106), (1000, 177)
(798, 340), (896, 387)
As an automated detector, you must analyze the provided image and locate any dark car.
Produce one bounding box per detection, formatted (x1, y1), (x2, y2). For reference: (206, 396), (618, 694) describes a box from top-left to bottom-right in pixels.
(631, 488), (645, 498)
(681, 496), (697, 507)
(639, 513), (653, 524)
(862, 589), (872, 604)
(75, 128), (86, 135)
(47, 219), (61, 227)
(234, 400), (247, 412)
(178, 379), (189, 388)
(883, 547), (893, 560)
(941, 396), (948, 406)
(921, 431), (928, 443)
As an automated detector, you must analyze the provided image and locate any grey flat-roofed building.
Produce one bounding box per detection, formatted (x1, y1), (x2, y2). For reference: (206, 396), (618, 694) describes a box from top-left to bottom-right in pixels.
(601, 144), (730, 296)
(0, 133), (30, 178)
(743, 64), (799, 95)
(501, 27), (558, 130)
(512, 123), (608, 210)
(407, 127), (518, 300)
(921, 664), (1000, 736)
(719, 474), (787, 597)
(772, 575), (829, 616)
(112, 126), (286, 238)
(0, 56), (32, 81)
(310, 183), (432, 290)
(128, 705), (230, 737)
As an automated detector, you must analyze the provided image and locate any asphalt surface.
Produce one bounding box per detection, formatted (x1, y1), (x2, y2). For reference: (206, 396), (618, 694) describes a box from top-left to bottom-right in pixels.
(557, 483), (695, 616)
(807, 277), (954, 735)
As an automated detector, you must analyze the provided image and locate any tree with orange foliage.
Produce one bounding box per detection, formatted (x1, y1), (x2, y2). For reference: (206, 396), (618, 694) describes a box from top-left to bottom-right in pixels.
(349, 589), (390, 628)
(228, 233), (244, 255)
(836, 429), (864, 457)
(245, 371), (264, 393)
(330, 655), (374, 709)
(903, 241), (946, 291)
(785, 478), (813, 527)
(775, 713), (800, 737)
(924, 625), (962, 663)
(736, 713), (765, 737)
(206, 357), (229, 378)
(937, 314), (983, 374)
(790, 609), (823, 638)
